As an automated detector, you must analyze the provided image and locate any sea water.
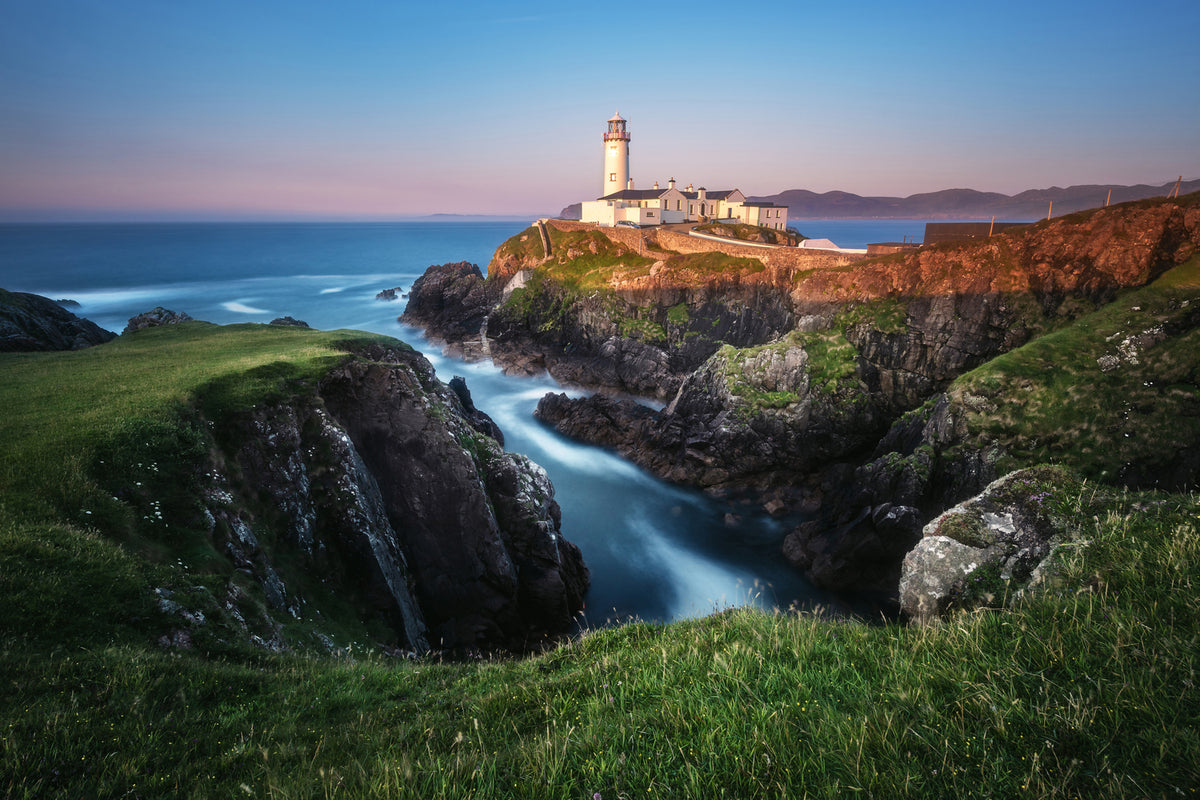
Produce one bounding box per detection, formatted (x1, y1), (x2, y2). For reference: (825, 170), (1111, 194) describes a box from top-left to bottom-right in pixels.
(0, 220), (912, 623)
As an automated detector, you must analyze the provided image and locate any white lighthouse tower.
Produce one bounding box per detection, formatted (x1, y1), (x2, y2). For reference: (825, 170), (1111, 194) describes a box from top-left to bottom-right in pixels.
(602, 112), (631, 197)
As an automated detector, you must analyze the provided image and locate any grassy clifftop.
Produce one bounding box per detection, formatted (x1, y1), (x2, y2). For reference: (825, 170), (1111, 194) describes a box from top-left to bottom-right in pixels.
(0, 323), (407, 651)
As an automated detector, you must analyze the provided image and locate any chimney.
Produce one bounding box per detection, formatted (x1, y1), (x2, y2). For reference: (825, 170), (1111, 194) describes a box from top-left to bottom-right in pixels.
(668, 177), (676, 190)
(653, 181), (659, 190)
(627, 178), (634, 190)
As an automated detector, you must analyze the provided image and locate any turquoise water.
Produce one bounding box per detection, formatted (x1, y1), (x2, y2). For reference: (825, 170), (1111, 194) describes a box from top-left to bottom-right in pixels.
(1, 221), (909, 623)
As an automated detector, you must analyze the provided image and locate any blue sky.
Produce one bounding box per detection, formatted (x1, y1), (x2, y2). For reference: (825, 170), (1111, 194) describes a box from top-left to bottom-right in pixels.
(1, 0), (1196, 220)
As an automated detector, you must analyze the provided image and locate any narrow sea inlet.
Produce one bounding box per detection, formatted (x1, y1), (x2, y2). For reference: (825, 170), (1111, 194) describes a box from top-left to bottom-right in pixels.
(0, 220), (920, 622)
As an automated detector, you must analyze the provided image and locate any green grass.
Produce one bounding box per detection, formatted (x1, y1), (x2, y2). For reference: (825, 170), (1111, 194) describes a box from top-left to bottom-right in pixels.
(497, 226), (768, 294)
(493, 225), (549, 264)
(0, 322), (414, 657)
(660, 250), (766, 281)
(951, 255), (1200, 481)
(0, 322), (396, 524)
(3, 481), (1197, 798)
(718, 329), (863, 414)
(836, 297), (909, 335)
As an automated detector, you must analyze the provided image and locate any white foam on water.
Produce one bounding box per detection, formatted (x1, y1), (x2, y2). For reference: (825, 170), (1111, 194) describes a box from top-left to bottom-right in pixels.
(629, 511), (755, 620)
(45, 286), (180, 309)
(222, 301), (270, 314)
(319, 287), (345, 294)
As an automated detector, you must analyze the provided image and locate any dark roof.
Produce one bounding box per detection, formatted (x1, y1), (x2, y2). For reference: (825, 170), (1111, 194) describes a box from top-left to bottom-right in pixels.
(742, 201), (781, 207)
(681, 189), (741, 200)
(598, 188), (670, 201)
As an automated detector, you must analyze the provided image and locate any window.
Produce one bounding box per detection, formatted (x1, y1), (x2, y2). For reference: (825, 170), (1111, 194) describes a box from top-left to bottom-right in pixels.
(610, 172), (616, 182)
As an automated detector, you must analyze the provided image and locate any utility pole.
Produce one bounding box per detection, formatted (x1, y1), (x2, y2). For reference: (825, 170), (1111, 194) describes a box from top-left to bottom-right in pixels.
(1047, 201), (1053, 221)
(988, 215), (995, 236)
(1172, 176), (1182, 199)
(1105, 188), (1112, 207)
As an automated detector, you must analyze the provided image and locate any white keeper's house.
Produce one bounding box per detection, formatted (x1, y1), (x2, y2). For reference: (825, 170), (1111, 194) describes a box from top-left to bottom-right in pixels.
(578, 112), (789, 230)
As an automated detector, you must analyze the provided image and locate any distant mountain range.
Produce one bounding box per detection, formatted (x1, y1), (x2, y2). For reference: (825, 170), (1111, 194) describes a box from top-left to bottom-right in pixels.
(749, 180), (1198, 220)
(559, 179), (1197, 221)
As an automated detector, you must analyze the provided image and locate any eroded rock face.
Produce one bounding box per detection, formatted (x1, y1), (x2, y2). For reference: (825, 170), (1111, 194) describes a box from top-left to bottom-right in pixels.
(898, 468), (1070, 623)
(0, 290), (116, 351)
(400, 261), (500, 348)
(318, 346), (587, 651)
(206, 343), (586, 654)
(537, 334), (887, 492)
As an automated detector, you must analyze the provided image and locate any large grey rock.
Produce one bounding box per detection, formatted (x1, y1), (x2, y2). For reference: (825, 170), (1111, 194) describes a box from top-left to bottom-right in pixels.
(899, 468), (1069, 623)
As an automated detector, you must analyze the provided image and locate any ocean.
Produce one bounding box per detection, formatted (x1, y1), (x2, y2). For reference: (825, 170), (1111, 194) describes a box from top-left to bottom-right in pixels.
(0, 219), (916, 623)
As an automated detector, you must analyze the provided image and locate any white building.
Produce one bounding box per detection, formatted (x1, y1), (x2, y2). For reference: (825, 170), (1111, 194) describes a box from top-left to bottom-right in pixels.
(579, 113), (789, 231)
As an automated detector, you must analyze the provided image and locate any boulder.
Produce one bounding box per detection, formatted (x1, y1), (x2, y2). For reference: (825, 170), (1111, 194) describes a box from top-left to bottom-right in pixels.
(124, 306), (194, 333)
(197, 344), (586, 654)
(375, 287), (405, 301)
(449, 375), (505, 445)
(268, 316), (310, 328)
(899, 467), (1071, 623)
(319, 350), (588, 651)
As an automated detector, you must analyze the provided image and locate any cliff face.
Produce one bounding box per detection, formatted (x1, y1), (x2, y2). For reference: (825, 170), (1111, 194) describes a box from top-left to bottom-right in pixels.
(201, 342), (587, 653)
(792, 199), (1200, 303)
(408, 194), (1200, 597)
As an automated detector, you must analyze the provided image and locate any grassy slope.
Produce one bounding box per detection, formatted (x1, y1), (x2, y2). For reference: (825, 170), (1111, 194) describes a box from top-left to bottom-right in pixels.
(4, 482), (1197, 798)
(3, 313), (1200, 796)
(500, 226), (767, 293)
(952, 255), (1200, 481)
(0, 323), (402, 649)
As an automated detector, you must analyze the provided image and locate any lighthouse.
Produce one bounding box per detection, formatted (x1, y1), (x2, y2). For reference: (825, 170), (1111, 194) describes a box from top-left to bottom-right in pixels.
(602, 112), (630, 197)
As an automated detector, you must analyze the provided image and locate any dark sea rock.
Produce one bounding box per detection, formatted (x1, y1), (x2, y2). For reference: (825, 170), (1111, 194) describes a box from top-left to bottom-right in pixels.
(401, 261), (500, 347)
(376, 287), (406, 301)
(269, 316), (310, 328)
(0, 289), (117, 351)
(408, 197), (1200, 599)
(124, 306), (194, 333)
(449, 374), (505, 446)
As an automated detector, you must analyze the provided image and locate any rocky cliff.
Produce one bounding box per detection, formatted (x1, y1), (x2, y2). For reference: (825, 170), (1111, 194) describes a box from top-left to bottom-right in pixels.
(0, 289), (116, 351)
(405, 191), (1200, 594)
(144, 333), (587, 654)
